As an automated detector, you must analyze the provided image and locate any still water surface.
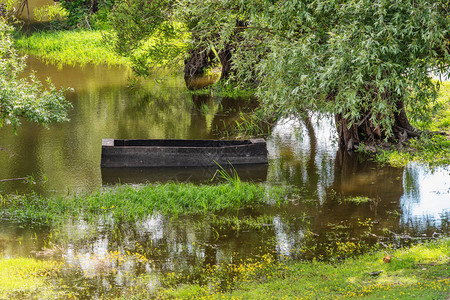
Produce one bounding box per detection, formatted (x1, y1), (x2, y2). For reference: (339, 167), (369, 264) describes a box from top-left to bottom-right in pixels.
(0, 57), (448, 297)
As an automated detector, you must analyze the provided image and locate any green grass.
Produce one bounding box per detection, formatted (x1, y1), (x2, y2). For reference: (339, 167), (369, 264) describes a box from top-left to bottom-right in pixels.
(14, 25), (189, 72)
(415, 81), (450, 134)
(155, 238), (450, 299)
(376, 134), (450, 167)
(15, 30), (127, 67)
(0, 182), (287, 225)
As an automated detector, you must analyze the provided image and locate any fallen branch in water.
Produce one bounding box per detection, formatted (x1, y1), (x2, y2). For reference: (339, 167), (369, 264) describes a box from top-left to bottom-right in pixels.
(0, 177), (27, 182)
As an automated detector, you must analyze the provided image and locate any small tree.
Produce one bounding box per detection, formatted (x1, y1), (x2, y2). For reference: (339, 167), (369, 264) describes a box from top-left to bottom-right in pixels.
(0, 20), (71, 131)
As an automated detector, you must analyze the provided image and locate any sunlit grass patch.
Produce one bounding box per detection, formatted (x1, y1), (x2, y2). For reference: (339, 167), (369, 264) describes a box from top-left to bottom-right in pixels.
(15, 30), (127, 67)
(376, 134), (450, 167)
(373, 81), (450, 167)
(414, 81), (450, 134)
(0, 257), (63, 298)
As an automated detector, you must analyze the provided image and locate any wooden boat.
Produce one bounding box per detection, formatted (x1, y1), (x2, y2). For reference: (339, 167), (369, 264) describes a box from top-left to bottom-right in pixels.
(101, 138), (268, 168)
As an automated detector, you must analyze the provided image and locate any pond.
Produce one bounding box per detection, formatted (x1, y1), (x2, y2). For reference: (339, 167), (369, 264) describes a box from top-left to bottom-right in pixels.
(0, 57), (449, 297)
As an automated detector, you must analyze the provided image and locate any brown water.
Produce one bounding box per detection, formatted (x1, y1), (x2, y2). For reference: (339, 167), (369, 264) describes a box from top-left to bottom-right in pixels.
(0, 57), (449, 298)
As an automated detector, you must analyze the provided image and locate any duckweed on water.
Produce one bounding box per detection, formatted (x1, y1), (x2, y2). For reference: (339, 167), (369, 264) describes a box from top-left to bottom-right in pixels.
(0, 182), (287, 224)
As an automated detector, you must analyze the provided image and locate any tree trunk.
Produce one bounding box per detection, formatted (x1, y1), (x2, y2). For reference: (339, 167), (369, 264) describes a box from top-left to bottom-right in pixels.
(184, 46), (213, 78)
(336, 100), (420, 151)
(218, 43), (233, 80)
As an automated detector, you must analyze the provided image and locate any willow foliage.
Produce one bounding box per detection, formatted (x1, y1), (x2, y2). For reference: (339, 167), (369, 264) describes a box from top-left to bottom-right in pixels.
(181, 0), (450, 138)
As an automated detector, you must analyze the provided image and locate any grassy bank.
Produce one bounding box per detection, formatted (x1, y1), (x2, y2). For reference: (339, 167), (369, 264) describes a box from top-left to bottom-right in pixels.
(0, 182), (287, 225)
(14, 26), (188, 71)
(15, 30), (126, 67)
(372, 81), (450, 167)
(154, 238), (449, 299)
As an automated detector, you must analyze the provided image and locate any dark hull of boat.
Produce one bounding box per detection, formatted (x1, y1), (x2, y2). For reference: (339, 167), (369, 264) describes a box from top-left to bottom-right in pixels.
(101, 164), (269, 184)
(101, 139), (268, 168)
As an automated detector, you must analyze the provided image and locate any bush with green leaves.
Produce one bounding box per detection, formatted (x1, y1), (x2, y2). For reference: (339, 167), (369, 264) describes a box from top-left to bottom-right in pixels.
(0, 20), (71, 131)
(56, 0), (117, 28)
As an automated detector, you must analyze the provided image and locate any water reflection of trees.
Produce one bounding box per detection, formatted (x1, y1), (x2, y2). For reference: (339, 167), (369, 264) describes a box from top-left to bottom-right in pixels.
(266, 115), (447, 260)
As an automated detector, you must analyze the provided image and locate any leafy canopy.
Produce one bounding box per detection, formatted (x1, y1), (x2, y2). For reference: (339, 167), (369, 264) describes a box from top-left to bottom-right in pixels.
(0, 20), (71, 131)
(181, 0), (450, 137)
(106, 0), (449, 139)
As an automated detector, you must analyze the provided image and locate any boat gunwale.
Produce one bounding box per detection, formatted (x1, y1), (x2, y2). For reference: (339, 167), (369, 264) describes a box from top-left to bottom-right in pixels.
(102, 138), (266, 149)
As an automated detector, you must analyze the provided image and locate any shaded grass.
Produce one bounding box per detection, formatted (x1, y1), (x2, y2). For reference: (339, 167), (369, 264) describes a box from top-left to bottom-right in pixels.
(0, 182), (287, 225)
(15, 30), (127, 67)
(156, 238), (450, 299)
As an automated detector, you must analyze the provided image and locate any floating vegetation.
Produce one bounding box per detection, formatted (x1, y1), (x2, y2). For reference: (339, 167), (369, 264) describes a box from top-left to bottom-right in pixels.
(340, 196), (375, 205)
(330, 189), (376, 205)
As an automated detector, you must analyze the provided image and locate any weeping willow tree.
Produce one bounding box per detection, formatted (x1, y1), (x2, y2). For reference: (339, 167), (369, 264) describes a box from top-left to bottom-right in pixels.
(181, 0), (450, 149)
(106, 0), (449, 149)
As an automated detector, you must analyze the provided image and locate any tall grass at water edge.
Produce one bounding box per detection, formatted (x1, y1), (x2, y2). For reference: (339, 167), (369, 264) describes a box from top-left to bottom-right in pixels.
(15, 30), (127, 67)
(0, 182), (287, 225)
